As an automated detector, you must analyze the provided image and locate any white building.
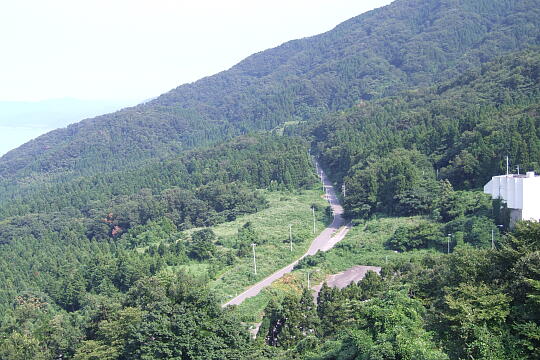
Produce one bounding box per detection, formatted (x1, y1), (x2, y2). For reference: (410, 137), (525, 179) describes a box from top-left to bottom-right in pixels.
(483, 171), (540, 226)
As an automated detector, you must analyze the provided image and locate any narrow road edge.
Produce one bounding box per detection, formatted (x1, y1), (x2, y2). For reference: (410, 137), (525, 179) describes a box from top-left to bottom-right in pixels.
(222, 163), (351, 307)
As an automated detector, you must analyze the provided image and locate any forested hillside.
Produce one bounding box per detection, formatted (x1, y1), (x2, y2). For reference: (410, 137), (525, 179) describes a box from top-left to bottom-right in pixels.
(0, 0), (540, 359)
(1, 0), (539, 189)
(258, 221), (540, 360)
(0, 136), (314, 217)
(312, 49), (540, 217)
(0, 136), (318, 357)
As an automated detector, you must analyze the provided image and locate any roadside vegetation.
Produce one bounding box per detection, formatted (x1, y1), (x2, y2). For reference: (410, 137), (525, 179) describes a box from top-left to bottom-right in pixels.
(184, 189), (331, 302)
(256, 221), (540, 359)
(232, 215), (435, 322)
(0, 0), (539, 358)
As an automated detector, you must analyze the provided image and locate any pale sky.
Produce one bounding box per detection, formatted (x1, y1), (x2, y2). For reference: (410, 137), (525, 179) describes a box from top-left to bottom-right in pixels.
(0, 0), (392, 102)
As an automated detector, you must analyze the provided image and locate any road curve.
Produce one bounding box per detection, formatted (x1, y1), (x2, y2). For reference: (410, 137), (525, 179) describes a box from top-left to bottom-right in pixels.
(222, 164), (351, 307)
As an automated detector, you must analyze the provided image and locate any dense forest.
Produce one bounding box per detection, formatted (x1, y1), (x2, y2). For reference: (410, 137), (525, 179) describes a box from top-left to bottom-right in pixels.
(0, 0), (539, 187)
(0, 136), (314, 217)
(258, 221), (540, 360)
(0, 0), (540, 359)
(0, 135), (316, 310)
(312, 49), (540, 216)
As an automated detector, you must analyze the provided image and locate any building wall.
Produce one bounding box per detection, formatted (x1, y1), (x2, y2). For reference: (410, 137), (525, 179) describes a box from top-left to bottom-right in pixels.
(483, 176), (524, 209)
(522, 176), (540, 221)
(510, 209), (523, 229)
(484, 172), (540, 225)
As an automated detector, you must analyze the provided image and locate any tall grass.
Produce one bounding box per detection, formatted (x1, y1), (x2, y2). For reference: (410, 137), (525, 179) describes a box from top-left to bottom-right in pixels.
(191, 188), (332, 302)
(233, 215), (441, 322)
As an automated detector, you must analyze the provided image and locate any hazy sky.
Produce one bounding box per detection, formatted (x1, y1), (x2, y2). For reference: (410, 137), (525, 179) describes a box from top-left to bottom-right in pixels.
(0, 0), (392, 102)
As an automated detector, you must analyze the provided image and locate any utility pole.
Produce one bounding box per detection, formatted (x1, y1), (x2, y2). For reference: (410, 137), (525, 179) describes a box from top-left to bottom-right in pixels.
(506, 156), (509, 175)
(516, 165), (520, 175)
(289, 224), (293, 252)
(251, 243), (257, 275)
(447, 233), (452, 254)
(308, 269), (319, 288)
(312, 207), (316, 234)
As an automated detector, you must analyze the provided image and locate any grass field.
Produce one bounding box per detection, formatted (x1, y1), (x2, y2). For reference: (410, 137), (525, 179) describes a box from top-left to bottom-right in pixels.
(270, 120), (304, 135)
(313, 216), (431, 273)
(232, 215), (441, 322)
(184, 188), (332, 303)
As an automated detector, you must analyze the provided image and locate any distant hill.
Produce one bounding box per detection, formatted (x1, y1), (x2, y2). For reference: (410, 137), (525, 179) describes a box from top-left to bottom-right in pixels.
(0, 98), (135, 156)
(311, 48), (540, 219)
(0, 1), (540, 357)
(1, 0), (539, 188)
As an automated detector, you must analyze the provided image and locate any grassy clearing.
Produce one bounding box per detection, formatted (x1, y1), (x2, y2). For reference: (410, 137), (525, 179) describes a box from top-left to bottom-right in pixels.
(270, 121), (304, 135)
(232, 215), (441, 322)
(185, 188), (331, 302)
(315, 216), (431, 273)
(169, 263), (210, 278)
(235, 273), (306, 322)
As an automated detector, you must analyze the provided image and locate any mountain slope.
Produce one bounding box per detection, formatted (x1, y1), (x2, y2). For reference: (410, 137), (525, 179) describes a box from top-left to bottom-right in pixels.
(1, 0), (539, 188)
(0, 98), (134, 156)
(309, 48), (540, 219)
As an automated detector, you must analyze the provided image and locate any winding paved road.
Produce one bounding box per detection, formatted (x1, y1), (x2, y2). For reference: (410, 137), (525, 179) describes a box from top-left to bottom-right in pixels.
(223, 164), (351, 307)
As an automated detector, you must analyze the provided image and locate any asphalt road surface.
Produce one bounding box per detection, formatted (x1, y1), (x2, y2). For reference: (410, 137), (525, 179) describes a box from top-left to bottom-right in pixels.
(223, 163), (351, 307)
(311, 265), (382, 299)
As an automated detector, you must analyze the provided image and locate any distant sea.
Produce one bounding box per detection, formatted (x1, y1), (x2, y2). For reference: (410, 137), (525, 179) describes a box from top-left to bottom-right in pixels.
(0, 98), (136, 156)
